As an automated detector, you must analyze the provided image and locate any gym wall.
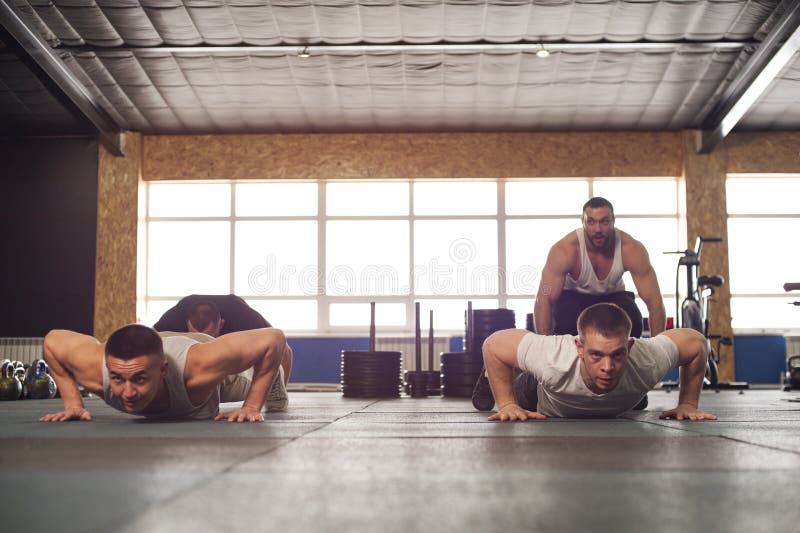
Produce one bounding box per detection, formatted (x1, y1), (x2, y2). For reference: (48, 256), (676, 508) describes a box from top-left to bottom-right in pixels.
(0, 138), (98, 337)
(93, 130), (800, 382)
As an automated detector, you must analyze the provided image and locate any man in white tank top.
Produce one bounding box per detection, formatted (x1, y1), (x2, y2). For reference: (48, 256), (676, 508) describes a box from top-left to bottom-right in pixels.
(534, 197), (666, 338)
(482, 303), (716, 421)
(37, 324), (292, 423)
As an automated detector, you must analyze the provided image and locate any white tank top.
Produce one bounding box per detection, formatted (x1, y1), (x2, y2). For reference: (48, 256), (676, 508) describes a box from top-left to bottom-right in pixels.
(563, 228), (626, 294)
(102, 336), (220, 419)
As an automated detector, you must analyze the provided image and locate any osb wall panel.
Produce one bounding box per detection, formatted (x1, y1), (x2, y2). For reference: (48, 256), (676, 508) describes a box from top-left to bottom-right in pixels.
(142, 132), (684, 180)
(724, 132), (800, 173)
(94, 132), (141, 341)
(684, 131), (735, 382)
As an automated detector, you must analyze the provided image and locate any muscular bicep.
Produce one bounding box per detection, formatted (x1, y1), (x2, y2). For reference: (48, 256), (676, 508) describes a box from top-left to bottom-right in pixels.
(43, 330), (103, 393)
(626, 242), (662, 299)
(661, 329), (707, 367)
(186, 328), (284, 387)
(537, 244), (571, 302)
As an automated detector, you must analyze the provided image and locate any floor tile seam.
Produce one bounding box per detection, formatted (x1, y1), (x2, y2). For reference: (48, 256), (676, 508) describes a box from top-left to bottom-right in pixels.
(620, 417), (717, 434)
(716, 434), (800, 457)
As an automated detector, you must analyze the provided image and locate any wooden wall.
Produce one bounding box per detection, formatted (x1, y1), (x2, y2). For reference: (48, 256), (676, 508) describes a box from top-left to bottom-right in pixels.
(98, 130), (800, 379)
(93, 132), (141, 341)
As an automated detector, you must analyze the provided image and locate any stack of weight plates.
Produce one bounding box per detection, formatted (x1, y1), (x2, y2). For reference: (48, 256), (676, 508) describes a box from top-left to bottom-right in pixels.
(440, 351), (482, 397)
(341, 350), (402, 398)
(526, 312), (535, 333)
(470, 309), (516, 351)
(441, 308), (516, 398)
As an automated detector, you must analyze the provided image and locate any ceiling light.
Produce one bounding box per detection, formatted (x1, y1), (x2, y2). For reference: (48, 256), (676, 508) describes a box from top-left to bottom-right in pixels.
(298, 46), (310, 59)
(536, 43), (550, 58)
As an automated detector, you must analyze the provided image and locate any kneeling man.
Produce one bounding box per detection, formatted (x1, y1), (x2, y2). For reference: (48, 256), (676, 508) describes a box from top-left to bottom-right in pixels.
(483, 303), (716, 421)
(39, 324), (291, 423)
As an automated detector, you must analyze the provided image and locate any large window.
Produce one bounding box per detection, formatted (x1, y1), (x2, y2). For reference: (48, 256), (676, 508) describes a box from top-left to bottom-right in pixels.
(727, 174), (800, 331)
(138, 178), (684, 333)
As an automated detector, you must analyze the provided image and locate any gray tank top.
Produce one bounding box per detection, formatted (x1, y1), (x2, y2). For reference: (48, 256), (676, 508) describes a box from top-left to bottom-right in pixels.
(563, 228), (626, 294)
(102, 335), (220, 420)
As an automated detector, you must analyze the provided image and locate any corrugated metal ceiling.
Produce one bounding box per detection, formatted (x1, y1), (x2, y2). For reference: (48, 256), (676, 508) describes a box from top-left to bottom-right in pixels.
(1, 0), (797, 137)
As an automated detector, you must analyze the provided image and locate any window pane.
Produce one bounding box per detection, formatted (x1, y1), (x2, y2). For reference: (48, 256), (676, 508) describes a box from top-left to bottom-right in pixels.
(245, 299), (317, 331)
(731, 297), (800, 330)
(506, 180), (588, 215)
(330, 302), (406, 327)
(727, 176), (800, 215)
(728, 218), (800, 294)
(142, 299), (178, 328)
(414, 181), (497, 215)
(592, 180), (677, 215)
(617, 218), (683, 297)
(147, 221), (230, 295)
(235, 182), (317, 216)
(327, 220), (409, 295)
(418, 299), (499, 331)
(414, 220), (498, 295)
(327, 182), (409, 216)
(235, 221), (318, 296)
(149, 183), (231, 217)
(505, 298), (535, 330)
(505, 219), (576, 295)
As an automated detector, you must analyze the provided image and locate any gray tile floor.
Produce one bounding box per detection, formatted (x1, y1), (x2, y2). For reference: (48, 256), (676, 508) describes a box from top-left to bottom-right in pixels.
(2, 390), (800, 533)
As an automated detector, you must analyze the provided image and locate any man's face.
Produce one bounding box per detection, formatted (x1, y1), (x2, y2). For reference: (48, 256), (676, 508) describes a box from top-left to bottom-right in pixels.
(105, 354), (167, 413)
(575, 329), (634, 393)
(582, 206), (615, 251)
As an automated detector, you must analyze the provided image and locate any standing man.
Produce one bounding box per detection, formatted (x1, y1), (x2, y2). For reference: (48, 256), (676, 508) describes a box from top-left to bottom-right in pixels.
(535, 197), (665, 338)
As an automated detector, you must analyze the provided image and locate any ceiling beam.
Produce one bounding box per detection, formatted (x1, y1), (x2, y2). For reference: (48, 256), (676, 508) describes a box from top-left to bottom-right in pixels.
(0, 1), (125, 156)
(697, 1), (800, 154)
(68, 41), (750, 55)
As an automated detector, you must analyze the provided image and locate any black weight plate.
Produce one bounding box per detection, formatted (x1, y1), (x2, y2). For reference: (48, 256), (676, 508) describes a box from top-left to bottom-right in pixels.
(440, 352), (482, 364)
(472, 309), (515, 317)
(442, 374), (481, 387)
(441, 364), (484, 375)
(341, 374), (400, 385)
(341, 362), (402, 372)
(341, 382), (401, 391)
(341, 362), (401, 371)
(342, 353), (402, 361)
(441, 385), (475, 397)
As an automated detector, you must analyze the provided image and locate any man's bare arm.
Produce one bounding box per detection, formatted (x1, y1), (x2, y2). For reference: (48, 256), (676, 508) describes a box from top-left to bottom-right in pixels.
(658, 329), (717, 421)
(185, 328), (286, 422)
(40, 330), (104, 422)
(625, 238), (666, 335)
(534, 240), (572, 335)
(483, 329), (546, 421)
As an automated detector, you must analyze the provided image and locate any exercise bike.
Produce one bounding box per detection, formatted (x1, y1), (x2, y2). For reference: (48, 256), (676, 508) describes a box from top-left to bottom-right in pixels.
(665, 236), (748, 391)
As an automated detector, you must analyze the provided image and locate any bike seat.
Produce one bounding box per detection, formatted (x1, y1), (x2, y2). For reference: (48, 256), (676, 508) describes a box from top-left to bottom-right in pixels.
(698, 275), (724, 287)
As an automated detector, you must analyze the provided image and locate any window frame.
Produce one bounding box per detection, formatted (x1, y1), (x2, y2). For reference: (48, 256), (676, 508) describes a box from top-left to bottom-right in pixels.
(138, 177), (685, 334)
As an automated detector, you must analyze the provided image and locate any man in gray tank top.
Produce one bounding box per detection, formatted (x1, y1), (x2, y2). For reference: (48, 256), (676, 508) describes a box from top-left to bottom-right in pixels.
(38, 324), (292, 423)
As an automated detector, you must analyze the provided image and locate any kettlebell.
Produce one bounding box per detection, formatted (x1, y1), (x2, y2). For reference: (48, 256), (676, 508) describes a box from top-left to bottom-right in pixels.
(12, 362), (25, 399)
(28, 360), (57, 400)
(0, 361), (22, 401)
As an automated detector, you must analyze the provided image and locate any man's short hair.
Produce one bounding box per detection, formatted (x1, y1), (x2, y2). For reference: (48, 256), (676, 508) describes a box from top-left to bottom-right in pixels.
(577, 303), (632, 340)
(187, 301), (221, 332)
(582, 197), (615, 218)
(106, 324), (164, 360)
